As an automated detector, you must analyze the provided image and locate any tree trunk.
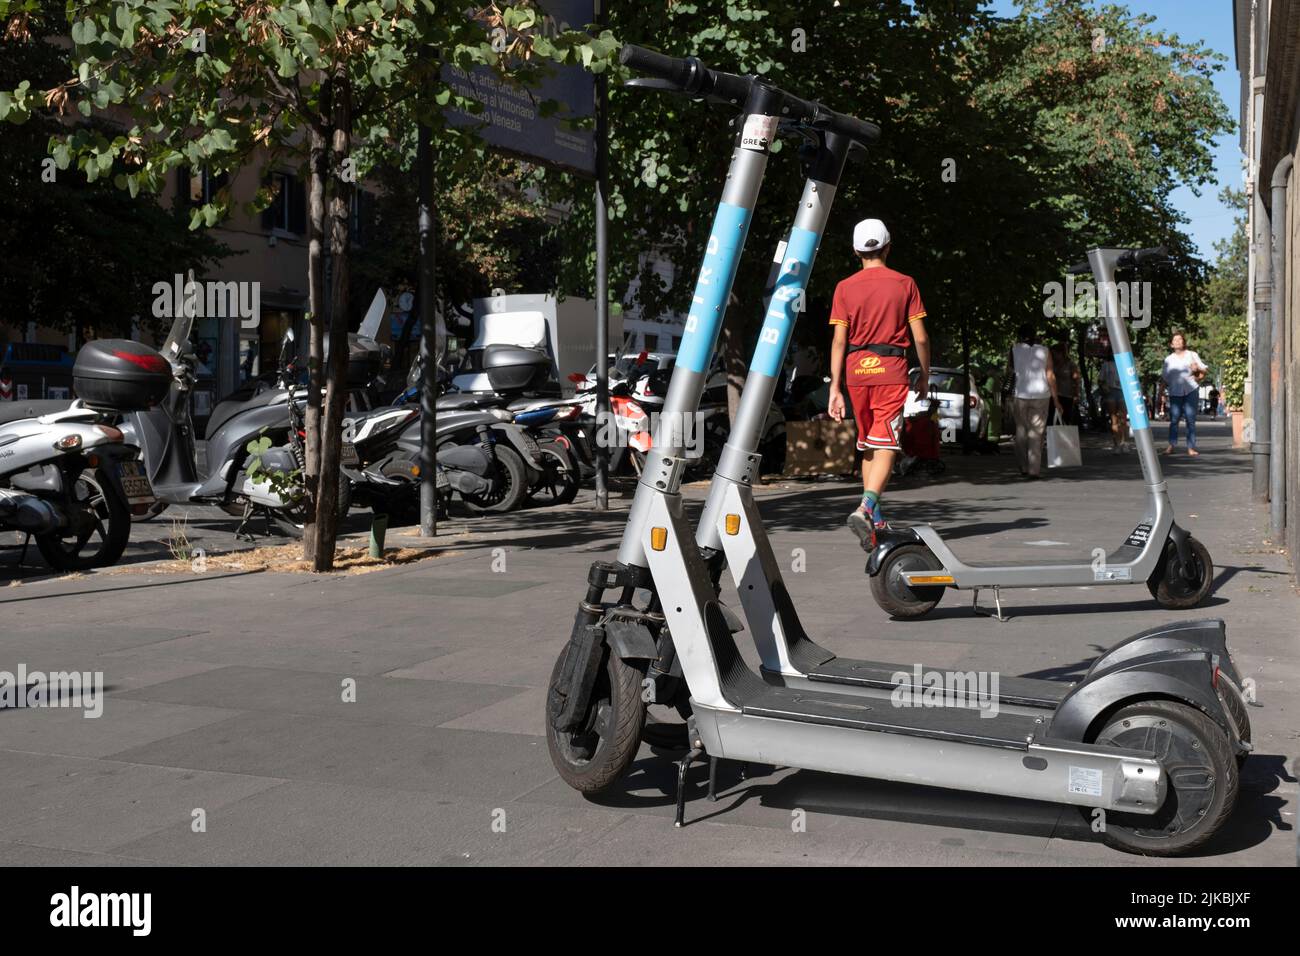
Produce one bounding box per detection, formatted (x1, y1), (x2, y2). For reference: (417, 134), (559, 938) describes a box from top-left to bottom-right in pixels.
(301, 97), (331, 564)
(721, 290), (748, 422)
(314, 70), (354, 572)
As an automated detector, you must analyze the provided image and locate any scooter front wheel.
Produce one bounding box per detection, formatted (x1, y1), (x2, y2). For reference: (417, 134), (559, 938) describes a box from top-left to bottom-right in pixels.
(546, 643), (647, 795)
(1085, 699), (1237, 856)
(1147, 535), (1213, 610)
(870, 543), (946, 619)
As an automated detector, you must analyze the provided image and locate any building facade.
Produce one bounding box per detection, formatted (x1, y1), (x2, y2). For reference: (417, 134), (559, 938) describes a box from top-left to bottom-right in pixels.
(1236, 0), (1299, 582)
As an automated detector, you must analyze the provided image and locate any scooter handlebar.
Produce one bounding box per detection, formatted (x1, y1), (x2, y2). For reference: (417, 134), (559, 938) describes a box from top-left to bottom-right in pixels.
(619, 44), (880, 146)
(1119, 245), (1170, 268)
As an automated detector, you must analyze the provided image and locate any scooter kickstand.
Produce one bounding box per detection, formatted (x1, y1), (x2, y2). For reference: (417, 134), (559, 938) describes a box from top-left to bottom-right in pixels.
(972, 586), (1009, 622)
(707, 755), (719, 801)
(675, 746), (704, 828)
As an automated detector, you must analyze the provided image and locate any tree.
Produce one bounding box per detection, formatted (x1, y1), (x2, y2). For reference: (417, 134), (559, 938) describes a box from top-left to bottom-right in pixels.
(531, 0), (1232, 418)
(1, 0), (613, 569)
(0, 9), (227, 344)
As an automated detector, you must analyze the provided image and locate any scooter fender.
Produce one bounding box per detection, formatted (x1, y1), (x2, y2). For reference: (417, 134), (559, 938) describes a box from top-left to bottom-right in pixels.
(490, 423), (543, 470)
(1046, 651), (1241, 750)
(864, 526), (924, 574)
(84, 442), (141, 507)
(549, 623), (607, 734)
(1085, 618), (1242, 688)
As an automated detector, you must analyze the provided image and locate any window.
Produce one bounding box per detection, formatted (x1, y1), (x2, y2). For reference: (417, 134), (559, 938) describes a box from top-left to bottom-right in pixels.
(350, 189), (376, 248)
(261, 171), (307, 236)
(179, 168), (228, 207)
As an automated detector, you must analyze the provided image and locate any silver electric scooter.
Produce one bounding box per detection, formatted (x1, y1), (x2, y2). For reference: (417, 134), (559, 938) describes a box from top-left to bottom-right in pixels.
(861, 248), (1212, 620)
(546, 45), (1249, 857)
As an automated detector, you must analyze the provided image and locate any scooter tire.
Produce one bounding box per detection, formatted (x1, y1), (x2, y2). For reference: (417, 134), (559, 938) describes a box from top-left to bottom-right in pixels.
(462, 444), (528, 514)
(527, 439), (580, 507)
(35, 465), (131, 571)
(1083, 699), (1237, 856)
(546, 642), (647, 795)
(870, 543), (946, 619)
(1147, 535), (1213, 610)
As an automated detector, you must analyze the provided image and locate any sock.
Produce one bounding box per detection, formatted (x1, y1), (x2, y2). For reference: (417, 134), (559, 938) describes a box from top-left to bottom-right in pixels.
(862, 490), (881, 522)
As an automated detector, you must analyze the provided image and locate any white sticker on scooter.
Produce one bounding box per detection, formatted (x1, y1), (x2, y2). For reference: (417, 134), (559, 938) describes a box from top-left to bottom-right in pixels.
(1068, 766), (1103, 797)
(740, 114), (778, 152)
(1093, 567), (1132, 582)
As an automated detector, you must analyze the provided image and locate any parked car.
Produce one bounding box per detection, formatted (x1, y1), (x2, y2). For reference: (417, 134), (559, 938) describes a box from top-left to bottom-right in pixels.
(909, 366), (987, 441)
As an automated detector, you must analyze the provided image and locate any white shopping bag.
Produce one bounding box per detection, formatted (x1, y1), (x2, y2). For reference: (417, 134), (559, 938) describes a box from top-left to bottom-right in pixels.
(1046, 411), (1082, 468)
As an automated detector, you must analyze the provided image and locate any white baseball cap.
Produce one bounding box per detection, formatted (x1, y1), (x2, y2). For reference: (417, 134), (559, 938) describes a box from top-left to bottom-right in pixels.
(852, 218), (891, 253)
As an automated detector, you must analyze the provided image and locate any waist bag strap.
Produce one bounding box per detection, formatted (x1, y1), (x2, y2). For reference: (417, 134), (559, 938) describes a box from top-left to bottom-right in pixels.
(847, 342), (905, 357)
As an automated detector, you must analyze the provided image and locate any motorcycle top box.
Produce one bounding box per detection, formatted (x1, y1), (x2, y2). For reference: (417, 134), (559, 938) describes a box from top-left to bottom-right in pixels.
(481, 344), (551, 393)
(73, 339), (171, 411)
(345, 333), (384, 387)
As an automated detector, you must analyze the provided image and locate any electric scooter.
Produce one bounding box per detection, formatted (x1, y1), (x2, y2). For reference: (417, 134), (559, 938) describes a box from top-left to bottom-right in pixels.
(864, 249), (1212, 620)
(545, 44), (1249, 856)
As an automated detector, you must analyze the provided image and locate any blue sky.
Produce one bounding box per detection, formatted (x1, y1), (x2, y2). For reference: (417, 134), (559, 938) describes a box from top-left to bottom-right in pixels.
(988, 0), (1242, 261)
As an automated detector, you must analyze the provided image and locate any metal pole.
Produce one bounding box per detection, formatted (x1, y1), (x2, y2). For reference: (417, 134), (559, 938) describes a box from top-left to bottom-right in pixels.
(1269, 154), (1293, 540)
(418, 122), (438, 537)
(593, 0), (609, 511)
(1251, 185), (1272, 502)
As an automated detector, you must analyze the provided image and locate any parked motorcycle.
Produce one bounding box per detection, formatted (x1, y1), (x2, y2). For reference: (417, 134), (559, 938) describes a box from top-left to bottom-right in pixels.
(116, 315), (330, 536)
(0, 343), (163, 571)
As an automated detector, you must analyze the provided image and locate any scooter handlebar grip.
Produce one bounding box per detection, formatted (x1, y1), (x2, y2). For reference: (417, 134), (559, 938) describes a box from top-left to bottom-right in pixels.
(619, 45), (693, 87)
(1132, 245), (1170, 265)
(831, 112), (881, 145)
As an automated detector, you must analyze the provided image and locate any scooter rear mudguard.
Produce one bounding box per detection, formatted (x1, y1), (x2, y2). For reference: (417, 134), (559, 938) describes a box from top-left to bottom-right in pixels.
(863, 526), (924, 574)
(1045, 618), (1250, 758)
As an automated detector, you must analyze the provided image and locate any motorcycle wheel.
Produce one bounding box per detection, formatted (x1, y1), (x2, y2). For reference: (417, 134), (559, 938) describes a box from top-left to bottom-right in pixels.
(527, 439), (580, 507)
(462, 444), (528, 513)
(35, 466), (131, 571)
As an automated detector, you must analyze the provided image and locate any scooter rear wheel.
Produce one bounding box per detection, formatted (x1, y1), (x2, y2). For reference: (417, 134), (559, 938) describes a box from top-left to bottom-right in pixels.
(870, 543), (946, 619)
(1085, 699), (1237, 856)
(462, 444), (528, 513)
(546, 643), (647, 795)
(1147, 535), (1213, 609)
(35, 466), (131, 571)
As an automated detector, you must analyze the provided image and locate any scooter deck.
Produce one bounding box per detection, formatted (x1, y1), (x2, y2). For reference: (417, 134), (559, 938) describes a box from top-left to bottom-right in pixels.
(742, 685), (1041, 749)
(706, 603), (1058, 752)
(798, 658), (1071, 709)
(763, 577), (1073, 709)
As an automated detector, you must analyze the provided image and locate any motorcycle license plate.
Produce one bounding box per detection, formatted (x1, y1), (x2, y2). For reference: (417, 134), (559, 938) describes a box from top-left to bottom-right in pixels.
(119, 460), (155, 505)
(341, 442), (359, 465)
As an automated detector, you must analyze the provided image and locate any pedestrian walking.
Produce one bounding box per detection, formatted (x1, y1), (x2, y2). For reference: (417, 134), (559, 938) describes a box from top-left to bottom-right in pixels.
(1097, 335), (1130, 454)
(1050, 340), (1080, 425)
(827, 218), (931, 546)
(1008, 323), (1065, 478)
(1162, 331), (1206, 457)
(1207, 385), (1220, 421)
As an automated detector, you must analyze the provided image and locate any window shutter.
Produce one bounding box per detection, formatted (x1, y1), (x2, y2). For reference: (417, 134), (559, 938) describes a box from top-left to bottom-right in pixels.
(261, 173), (275, 231)
(288, 175), (306, 235)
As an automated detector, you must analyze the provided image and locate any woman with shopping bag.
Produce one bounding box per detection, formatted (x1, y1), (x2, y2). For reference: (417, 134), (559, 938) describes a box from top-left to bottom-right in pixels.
(1008, 323), (1066, 478)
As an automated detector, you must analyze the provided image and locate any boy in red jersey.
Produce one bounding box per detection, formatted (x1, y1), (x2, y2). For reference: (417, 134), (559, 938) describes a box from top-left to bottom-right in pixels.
(827, 219), (931, 546)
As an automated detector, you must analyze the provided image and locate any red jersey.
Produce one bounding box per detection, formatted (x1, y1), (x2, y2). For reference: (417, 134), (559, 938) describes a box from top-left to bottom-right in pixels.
(829, 266), (927, 387)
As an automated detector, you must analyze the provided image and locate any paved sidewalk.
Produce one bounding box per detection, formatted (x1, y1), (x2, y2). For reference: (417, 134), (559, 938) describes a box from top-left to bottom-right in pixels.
(0, 419), (1295, 865)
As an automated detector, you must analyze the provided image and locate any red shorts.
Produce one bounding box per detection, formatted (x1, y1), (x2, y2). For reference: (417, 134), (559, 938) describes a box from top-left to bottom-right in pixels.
(847, 383), (908, 451)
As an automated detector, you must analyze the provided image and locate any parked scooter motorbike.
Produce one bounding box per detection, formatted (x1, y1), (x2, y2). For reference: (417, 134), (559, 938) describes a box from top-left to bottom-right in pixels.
(116, 314), (325, 536)
(341, 353), (542, 520)
(0, 344), (164, 571)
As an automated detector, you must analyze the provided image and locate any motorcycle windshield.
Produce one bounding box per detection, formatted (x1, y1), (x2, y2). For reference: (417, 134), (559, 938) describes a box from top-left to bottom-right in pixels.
(161, 312), (194, 361)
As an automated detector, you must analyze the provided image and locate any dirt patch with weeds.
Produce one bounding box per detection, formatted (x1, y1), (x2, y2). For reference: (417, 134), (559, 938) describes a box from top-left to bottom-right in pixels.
(100, 543), (458, 577)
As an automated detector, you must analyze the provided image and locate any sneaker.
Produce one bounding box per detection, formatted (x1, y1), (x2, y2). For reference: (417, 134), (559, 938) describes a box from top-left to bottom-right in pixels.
(847, 499), (887, 548)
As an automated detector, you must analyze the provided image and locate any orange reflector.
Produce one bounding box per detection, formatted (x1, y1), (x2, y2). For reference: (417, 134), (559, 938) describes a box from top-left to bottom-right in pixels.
(725, 514), (741, 535)
(410, 465), (420, 477)
(908, 574), (955, 585)
(650, 527), (668, 551)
